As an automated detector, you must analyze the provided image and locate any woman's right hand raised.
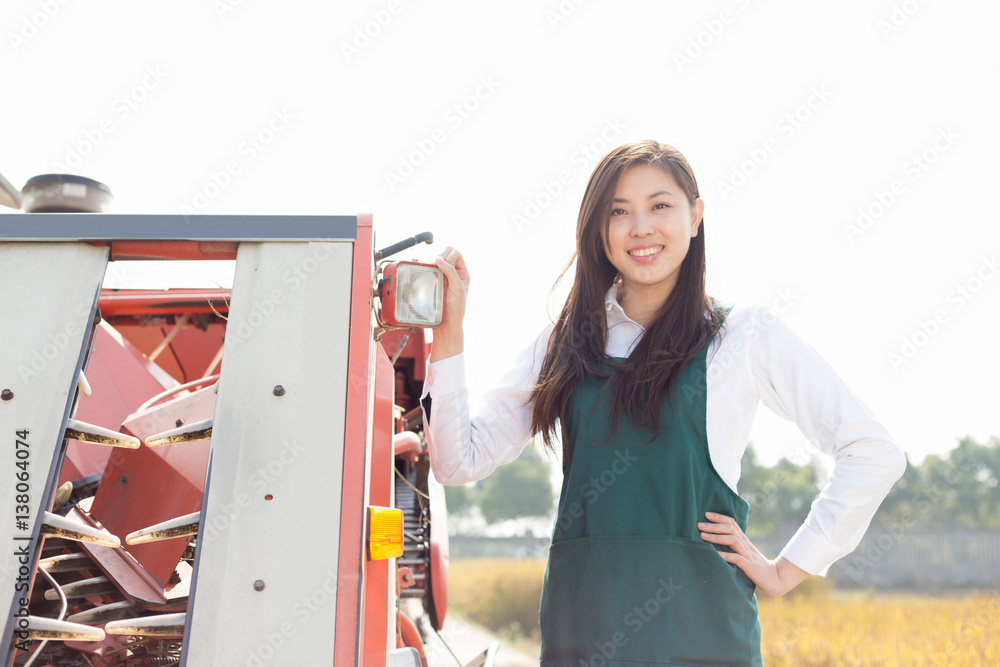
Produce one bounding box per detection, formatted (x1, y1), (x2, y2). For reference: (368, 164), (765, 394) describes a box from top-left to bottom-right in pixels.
(431, 246), (469, 362)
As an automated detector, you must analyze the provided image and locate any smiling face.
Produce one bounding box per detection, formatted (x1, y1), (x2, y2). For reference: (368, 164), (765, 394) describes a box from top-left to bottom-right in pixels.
(603, 163), (704, 316)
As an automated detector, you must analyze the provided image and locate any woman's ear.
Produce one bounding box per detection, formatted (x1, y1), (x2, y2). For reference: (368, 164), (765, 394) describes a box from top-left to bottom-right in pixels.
(690, 198), (705, 237)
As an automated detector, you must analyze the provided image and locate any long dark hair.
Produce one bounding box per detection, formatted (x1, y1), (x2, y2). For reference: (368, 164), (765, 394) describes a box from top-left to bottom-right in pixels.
(530, 140), (726, 461)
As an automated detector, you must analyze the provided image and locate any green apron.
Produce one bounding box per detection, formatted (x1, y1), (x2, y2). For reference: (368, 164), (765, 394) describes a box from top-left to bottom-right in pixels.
(539, 319), (763, 666)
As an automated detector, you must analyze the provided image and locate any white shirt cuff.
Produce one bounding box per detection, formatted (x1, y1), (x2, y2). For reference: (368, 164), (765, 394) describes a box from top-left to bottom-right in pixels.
(779, 522), (840, 577)
(423, 353), (467, 401)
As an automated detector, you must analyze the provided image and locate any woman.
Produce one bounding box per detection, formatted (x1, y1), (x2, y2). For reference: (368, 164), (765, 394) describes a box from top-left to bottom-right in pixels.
(422, 140), (906, 666)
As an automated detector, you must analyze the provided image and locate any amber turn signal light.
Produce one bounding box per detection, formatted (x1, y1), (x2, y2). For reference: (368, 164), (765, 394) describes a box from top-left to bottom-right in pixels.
(368, 506), (404, 560)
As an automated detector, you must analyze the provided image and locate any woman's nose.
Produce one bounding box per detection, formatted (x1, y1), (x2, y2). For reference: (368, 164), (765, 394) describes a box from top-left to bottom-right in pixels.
(629, 213), (654, 236)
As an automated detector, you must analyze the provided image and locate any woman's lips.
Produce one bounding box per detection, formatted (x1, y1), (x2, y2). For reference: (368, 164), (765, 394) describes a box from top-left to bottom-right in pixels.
(627, 245), (664, 263)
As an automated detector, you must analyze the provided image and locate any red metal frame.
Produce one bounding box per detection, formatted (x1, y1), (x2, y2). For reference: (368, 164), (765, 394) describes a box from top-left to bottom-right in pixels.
(97, 289), (232, 317)
(363, 348), (395, 667)
(335, 213), (376, 666)
(105, 241), (239, 261)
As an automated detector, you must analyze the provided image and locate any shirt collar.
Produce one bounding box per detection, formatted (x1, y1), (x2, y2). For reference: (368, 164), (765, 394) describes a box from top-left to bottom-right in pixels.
(604, 282), (644, 329)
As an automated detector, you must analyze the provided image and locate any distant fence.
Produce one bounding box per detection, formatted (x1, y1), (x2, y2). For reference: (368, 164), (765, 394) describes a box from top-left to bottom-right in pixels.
(450, 535), (550, 560)
(450, 530), (1000, 589)
(829, 530), (1000, 589)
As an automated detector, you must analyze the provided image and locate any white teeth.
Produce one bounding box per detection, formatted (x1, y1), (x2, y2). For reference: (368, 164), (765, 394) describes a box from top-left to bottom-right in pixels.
(629, 246), (662, 257)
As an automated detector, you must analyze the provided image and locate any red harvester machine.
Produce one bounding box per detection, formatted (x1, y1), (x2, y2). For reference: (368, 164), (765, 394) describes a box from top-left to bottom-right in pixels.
(0, 174), (496, 666)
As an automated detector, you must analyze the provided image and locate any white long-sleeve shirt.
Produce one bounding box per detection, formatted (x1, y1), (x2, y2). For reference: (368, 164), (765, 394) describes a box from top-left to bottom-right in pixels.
(420, 287), (907, 576)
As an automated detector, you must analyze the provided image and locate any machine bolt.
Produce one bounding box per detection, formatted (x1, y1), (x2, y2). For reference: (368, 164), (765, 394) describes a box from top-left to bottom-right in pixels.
(253, 579), (265, 591)
(1, 389), (13, 401)
(272, 385), (285, 397)
(175, 419), (184, 427)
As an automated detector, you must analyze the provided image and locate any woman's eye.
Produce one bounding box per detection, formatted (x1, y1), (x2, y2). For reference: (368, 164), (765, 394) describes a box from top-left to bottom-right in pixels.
(611, 208), (626, 216)
(653, 202), (671, 210)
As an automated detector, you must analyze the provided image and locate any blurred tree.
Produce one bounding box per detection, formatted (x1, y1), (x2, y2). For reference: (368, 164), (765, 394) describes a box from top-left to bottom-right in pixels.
(740, 444), (820, 539)
(444, 482), (477, 516)
(478, 446), (554, 523)
(876, 435), (1000, 530)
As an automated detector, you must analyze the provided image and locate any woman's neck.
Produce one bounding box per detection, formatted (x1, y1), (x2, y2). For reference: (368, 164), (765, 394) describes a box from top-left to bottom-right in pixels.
(617, 283), (672, 328)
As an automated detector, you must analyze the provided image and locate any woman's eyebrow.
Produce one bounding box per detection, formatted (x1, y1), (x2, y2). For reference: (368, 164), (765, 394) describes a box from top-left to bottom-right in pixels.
(612, 190), (675, 203)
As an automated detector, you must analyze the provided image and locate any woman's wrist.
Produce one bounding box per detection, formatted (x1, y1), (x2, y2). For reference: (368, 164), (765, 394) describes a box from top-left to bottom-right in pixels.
(430, 329), (464, 362)
(773, 556), (810, 595)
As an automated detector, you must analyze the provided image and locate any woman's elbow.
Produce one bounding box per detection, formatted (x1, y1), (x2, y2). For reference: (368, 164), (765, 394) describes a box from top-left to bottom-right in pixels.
(429, 458), (464, 485)
(869, 437), (907, 488)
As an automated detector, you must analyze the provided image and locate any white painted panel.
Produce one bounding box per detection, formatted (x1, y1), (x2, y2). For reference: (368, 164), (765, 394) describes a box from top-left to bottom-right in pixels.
(185, 241), (353, 666)
(0, 243), (108, 655)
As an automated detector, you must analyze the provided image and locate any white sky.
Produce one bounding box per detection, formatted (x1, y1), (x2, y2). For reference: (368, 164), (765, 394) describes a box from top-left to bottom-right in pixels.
(2, 0), (997, 469)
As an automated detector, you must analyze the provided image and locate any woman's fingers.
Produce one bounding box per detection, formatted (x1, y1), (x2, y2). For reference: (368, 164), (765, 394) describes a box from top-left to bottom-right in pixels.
(700, 531), (737, 546)
(704, 511), (736, 526)
(429, 248), (468, 360)
(435, 247), (470, 289)
(716, 550), (747, 567)
(699, 512), (748, 554)
(435, 255), (465, 291)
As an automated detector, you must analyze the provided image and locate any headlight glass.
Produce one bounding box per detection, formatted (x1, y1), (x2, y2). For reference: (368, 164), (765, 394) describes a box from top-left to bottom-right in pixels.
(395, 264), (444, 327)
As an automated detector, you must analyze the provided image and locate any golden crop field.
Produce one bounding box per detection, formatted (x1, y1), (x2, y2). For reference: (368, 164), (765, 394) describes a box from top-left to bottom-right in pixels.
(448, 559), (1000, 666)
(759, 590), (1000, 666)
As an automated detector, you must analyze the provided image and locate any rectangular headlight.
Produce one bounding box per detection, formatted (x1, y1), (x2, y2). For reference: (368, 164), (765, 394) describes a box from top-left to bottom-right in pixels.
(380, 261), (445, 327)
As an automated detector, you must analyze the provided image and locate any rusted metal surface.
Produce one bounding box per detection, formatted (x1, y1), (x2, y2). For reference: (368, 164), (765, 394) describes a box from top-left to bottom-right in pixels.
(39, 552), (95, 573)
(67, 600), (141, 625)
(66, 419), (141, 449)
(104, 612), (187, 637)
(144, 419), (214, 448)
(23, 616), (105, 642)
(126, 512), (200, 545)
(40, 511), (120, 548)
(43, 575), (114, 601)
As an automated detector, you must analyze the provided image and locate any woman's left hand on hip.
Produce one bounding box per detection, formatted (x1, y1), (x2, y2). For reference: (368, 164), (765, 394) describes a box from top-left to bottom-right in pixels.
(698, 511), (810, 596)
